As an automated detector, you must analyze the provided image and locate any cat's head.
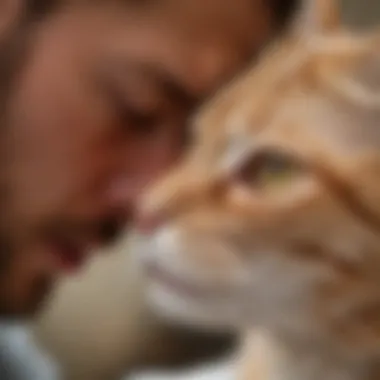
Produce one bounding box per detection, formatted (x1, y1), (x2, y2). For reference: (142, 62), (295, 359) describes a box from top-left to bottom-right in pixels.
(134, 0), (380, 334)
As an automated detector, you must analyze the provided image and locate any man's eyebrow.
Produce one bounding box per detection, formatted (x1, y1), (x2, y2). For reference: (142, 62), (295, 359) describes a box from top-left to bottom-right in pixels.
(113, 59), (199, 108)
(145, 64), (200, 108)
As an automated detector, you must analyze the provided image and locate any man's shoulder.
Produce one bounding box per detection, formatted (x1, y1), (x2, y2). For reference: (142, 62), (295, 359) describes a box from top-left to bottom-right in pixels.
(0, 323), (61, 380)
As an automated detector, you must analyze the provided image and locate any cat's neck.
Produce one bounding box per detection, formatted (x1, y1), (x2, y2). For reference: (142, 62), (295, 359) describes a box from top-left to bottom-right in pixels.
(239, 325), (380, 380)
(237, 243), (380, 380)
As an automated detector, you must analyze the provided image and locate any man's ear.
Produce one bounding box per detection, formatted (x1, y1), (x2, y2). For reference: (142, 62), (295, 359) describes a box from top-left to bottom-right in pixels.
(0, 0), (24, 43)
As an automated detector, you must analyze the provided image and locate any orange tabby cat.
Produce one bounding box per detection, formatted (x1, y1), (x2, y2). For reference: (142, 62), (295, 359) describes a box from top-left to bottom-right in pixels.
(131, 0), (380, 379)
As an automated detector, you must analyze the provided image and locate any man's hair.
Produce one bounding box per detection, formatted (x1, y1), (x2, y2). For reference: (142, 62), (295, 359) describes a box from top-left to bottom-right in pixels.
(26, 0), (299, 26)
(27, 0), (60, 21)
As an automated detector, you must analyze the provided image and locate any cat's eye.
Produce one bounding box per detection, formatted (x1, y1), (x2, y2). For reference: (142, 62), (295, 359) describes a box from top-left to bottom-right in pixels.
(235, 149), (303, 190)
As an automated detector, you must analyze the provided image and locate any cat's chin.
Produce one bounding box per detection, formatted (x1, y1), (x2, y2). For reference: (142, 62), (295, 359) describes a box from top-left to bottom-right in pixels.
(146, 280), (240, 333)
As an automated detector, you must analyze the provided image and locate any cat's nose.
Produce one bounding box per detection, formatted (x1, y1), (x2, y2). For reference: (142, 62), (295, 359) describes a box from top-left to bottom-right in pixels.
(135, 210), (165, 235)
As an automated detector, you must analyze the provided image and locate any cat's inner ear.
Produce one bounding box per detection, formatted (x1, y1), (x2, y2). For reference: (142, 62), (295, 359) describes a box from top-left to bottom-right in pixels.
(292, 0), (341, 38)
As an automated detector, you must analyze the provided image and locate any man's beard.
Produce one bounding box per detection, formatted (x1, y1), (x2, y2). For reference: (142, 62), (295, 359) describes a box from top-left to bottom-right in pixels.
(0, 24), (29, 273)
(0, 19), (54, 318)
(0, 232), (13, 278)
(0, 174), (55, 318)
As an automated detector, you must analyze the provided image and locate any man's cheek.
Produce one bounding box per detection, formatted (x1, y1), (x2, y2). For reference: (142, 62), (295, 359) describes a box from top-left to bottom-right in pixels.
(0, 249), (53, 308)
(151, 126), (187, 169)
(141, 142), (183, 184)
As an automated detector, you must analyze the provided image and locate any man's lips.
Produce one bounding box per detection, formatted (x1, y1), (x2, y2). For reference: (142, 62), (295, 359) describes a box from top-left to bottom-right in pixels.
(54, 242), (86, 271)
(46, 236), (96, 272)
(42, 216), (125, 273)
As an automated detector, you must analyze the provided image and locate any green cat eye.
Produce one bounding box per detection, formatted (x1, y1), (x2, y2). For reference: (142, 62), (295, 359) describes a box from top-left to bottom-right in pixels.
(236, 149), (302, 189)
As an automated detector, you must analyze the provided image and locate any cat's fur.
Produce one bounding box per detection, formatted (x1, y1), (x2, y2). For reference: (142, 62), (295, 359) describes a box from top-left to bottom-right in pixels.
(130, 1), (380, 379)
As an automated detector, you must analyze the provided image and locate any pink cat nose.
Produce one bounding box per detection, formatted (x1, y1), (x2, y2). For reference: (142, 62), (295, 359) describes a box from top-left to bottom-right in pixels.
(135, 211), (165, 235)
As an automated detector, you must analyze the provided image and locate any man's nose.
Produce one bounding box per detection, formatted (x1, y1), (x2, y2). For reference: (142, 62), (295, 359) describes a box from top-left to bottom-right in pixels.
(106, 175), (159, 227)
(107, 177), (142, 210)
(134, 209), (166, 235)
(108, 179), (166, 234)
(111, 171), (174, 231)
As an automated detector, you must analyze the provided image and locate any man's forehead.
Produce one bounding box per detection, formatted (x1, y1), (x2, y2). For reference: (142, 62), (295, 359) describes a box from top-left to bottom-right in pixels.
(55, 0), (275, 100)
(101, 56), (206, 107)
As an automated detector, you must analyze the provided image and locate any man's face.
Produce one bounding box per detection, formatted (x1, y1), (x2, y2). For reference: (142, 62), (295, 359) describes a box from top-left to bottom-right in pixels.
(0, 0), (274, 316)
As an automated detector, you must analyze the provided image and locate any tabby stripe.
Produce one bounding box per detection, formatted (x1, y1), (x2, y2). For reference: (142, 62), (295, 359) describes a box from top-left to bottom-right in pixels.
(311, 162), (380, 234)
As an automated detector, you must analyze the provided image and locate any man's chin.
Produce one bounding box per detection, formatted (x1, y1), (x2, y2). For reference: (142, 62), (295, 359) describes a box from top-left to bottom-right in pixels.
(0, 279), (55, 319)
(0, 298), (50, 321)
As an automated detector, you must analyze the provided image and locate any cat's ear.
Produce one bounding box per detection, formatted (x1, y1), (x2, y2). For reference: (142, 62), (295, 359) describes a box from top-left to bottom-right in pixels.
(292, 0), (341, 38)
